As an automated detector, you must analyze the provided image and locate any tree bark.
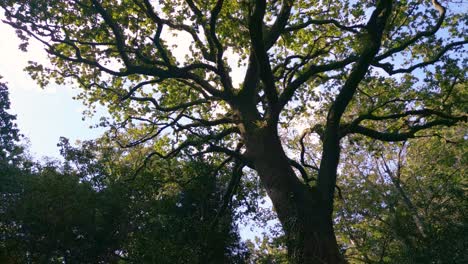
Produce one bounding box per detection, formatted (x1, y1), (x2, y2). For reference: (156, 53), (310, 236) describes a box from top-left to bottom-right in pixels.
(235, 3), (393, 260)
(240, 122), (344, 263)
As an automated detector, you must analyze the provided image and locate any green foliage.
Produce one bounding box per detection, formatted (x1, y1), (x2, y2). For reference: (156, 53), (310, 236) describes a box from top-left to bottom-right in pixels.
(0, 80), (22, 163)
(1, 136), (251, 263)
(0, 163), (125, 263)
(335, 127), (468, 263)
(0, 0), (466, 262)
(246, 235), (288, 264)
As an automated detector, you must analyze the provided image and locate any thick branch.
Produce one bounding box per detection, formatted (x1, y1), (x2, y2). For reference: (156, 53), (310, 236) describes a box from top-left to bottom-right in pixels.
(347, 118), (465, 142)
(346, 108), (463, 127)
(91, 0), (132, 66)
(265, 0), (293, 49)
(175, 117), (236, 131)
(288, 159), (315, 184)
(376, 0), (446, 60)
(208, 0), (235, 94)
(284, 19), (363, 34)
(249, 0), (279, 117)
(374, 40), (468, 74)
(317, 0), (393, 208)
(329, 1), (392, 123)
(132, 127), (240, 176)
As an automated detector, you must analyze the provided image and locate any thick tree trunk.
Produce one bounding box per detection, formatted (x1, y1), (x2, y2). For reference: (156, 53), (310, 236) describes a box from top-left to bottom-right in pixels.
(233, 2), (393, 262)
(241, 124), (344, 263)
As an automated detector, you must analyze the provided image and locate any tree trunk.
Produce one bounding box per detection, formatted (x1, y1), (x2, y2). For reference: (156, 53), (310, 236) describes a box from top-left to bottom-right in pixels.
(241, 124), (344, 263)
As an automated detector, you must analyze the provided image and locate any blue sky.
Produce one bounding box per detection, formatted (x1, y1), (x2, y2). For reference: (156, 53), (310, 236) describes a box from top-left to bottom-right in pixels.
(0, 19), (104, 160)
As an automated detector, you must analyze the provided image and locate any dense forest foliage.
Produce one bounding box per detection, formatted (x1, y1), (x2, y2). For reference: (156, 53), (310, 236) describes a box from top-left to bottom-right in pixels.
(1, 82), (251, 263)
(0, 0), (467, 263)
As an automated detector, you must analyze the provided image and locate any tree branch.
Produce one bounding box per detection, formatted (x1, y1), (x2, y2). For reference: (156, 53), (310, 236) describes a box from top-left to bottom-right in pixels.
(249, 0), (279, 117)
(278, 55), (358, 110)
(374, 40), (468, 74)
(284, 19), (363, 34)
(265, 0), (293, 49)
(375, 0), (446, 60)
(346, 117), (465, 142)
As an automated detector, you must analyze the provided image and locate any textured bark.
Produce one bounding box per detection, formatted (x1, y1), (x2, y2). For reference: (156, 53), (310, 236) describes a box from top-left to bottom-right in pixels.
(236, 2), (394, 262)
(240, 122), (344, 263)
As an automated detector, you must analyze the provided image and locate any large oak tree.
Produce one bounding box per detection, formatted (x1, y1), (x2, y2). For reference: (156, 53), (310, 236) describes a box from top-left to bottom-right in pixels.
(1, 0), (466, 262)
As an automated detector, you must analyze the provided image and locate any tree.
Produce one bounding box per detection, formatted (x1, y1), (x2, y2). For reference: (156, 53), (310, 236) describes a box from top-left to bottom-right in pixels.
(334, 126), (467, 263)
(58, 137), (250, 263)
(1, 136), (250, 263)
(0, 162), (127, 263)
(0, 79), (22, 163)
(246, 235), (288, 264)
(1, 0), (466, 262)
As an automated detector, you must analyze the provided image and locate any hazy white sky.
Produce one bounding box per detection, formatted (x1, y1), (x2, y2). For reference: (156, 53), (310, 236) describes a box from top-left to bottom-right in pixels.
(0, 18), (104, 159)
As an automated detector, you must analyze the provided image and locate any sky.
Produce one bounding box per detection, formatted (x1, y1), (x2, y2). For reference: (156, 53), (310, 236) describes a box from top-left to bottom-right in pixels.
(0, 17), (105, 160)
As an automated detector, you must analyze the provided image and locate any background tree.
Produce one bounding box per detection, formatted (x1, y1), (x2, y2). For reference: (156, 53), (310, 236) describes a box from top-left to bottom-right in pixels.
(59, 136), (250, 263)
(1, 0), (466, 262)
(334, 126), (467, 263)
(0, 79), (22, 164)
(0, 80), (25, 264)
(246, 235), (288, 264)
(0, 162), (127, 263)
(1, 134), (250, 263)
